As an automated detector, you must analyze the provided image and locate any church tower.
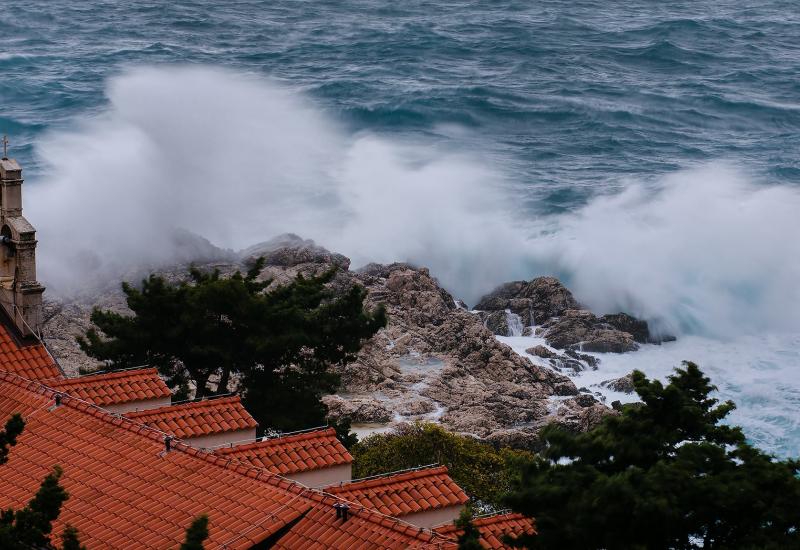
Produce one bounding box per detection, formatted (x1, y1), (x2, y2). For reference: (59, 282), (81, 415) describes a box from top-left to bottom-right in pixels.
(0, 140), (44, 338)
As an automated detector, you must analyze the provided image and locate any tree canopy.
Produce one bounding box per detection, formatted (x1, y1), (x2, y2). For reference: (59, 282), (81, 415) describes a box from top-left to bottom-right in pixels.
(351, 422), (533, 510)
(79, 260), (386, 431)
(454, 507), (483, 550)
(180, 514), (209, 550)
(0, 413), (24, 465)
(0, 415), (86, 550)
(505, 362), (800, 549)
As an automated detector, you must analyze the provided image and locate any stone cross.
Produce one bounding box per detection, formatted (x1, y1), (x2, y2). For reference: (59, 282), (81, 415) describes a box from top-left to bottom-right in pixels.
(2, 135), (7, 159)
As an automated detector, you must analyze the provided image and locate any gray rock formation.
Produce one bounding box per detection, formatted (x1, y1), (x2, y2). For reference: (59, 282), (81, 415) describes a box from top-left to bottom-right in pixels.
(475, 277), (673, 353)
(601, 373), (636, 394)
(541, 309), (639, 353)
(42, 236), (611, 448)
(474, 277), (579, 327)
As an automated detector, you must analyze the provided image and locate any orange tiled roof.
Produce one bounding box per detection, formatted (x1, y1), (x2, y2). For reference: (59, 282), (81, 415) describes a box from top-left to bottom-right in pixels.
(271, 495), (455, 549)
(215, 427), (352, 475)
(49, 368), (171, 407)
(125, 395), (258, 439)
(0, 371), (456, 549)
(434, 512), (536, 549)
(0, 322), (61, 381)
(326, 466), (469, 517)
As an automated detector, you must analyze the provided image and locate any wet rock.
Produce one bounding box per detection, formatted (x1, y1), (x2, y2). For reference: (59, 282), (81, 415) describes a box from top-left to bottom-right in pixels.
(526, 345), (557, 359)
(478, 310), (510, 336)
(601, 373), (636, 394)
(542, 309), (639, 353)
(564, 348), (600, 367)
(475, 277), (580, 326)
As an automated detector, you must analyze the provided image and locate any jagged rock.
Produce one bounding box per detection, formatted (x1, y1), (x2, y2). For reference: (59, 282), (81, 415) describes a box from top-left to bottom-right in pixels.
(563, 348), (600, 367)
(601, 373), (636, 394)
(398, 399), (436, 416)
(322, 396), (393, 423)
(241, 233), (350, 270)
(475, 277), (663, 353)
(478, 310), (510, 336)
(550, 395), (613, 433)
(43, 235), (599, 447)
(526, 345), (557, 359)
(475, 276), (580, 326)
(541, 309), (639, 353)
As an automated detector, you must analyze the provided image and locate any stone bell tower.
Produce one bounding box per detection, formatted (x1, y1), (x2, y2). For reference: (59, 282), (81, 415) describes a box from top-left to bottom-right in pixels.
(0, 139), (44, 337)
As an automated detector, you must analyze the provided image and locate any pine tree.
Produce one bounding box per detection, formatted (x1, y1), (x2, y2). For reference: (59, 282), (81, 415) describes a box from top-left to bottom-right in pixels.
(0, 413), (24, 464)
(0, 417), (89, 550)
(454, 507), (482, 550)
(79, 259), (386, 429)
(0, 466), (71, 549)
(180, 514), (209, 550)
(60, 524), (87, 550)
(505, 362), (800, 549)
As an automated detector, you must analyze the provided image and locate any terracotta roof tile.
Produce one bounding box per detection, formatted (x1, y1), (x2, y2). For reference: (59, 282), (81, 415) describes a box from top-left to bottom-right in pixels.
(125, 396), (258, 440)
(434, 512), (536, 549)
(0, 372), (307, 549)
(0, 322), (62, 381)
(271, 495), (457, 549)
(49, 368), (171, 407)
(215, 427), (353, 475)
(0, 372), (456, 549)
(327, 466), (469, 517)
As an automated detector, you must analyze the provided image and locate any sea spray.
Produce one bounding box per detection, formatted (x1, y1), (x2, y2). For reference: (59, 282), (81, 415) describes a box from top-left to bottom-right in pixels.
(529, 164), (800, 338)
(29, 65), (530, 303)
(28, 66), (800, 342)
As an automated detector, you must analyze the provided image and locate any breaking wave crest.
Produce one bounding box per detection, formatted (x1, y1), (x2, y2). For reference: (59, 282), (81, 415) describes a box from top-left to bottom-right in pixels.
(28, 66), (800, 340)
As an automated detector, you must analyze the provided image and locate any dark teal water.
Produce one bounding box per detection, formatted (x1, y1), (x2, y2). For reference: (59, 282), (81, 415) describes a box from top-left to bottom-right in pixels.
(3, 0), (800, 211)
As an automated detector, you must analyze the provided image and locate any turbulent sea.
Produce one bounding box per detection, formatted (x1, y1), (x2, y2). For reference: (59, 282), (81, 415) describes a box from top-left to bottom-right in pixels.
(2, 1), (800, 456)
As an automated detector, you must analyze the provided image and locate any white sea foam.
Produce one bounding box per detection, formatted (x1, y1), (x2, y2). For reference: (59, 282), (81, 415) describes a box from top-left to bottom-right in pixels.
(29, 65), (528, 301)
(500, 334), (800, 458)
(28, 66), (800, 340)
(528, 165), (800, 338)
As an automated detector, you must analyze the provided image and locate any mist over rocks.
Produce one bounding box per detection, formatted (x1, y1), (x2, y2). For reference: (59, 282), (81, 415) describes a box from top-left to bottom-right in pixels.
(42, 234), (612, 447)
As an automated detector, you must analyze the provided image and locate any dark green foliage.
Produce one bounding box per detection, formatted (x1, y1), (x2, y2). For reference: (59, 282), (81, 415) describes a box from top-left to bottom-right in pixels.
(180, 514), (209, 550)
(0, 413), (24, 465)
(351, 422), (533, 510)
(60, 525), (87, 550)
(331, 416), (359, 450)
(505, 362), (800, 549)
(79, 259), (386, 430)
(455, 507), (482, 550)
(0, 466), (70, 549)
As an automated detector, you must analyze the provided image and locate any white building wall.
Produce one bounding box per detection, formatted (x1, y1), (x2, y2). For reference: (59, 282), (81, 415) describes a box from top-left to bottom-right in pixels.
(186, 428), (257, 449)
(105, 396), (172, 415)
(290, 464), (352, 487)
(403, 504), (465, 530)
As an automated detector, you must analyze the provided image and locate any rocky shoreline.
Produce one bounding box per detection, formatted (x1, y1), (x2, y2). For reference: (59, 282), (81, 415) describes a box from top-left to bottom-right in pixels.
(42, 234), (665, 449)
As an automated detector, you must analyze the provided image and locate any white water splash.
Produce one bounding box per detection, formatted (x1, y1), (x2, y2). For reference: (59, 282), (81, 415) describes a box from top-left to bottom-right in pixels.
(505, 309), (524, 337)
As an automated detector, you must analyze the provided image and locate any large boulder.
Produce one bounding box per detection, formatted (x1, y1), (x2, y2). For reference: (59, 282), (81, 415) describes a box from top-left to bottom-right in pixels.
(475, 277), (580, 326)
(601, 373), (636, 394)
(541, 309), (639, 353)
